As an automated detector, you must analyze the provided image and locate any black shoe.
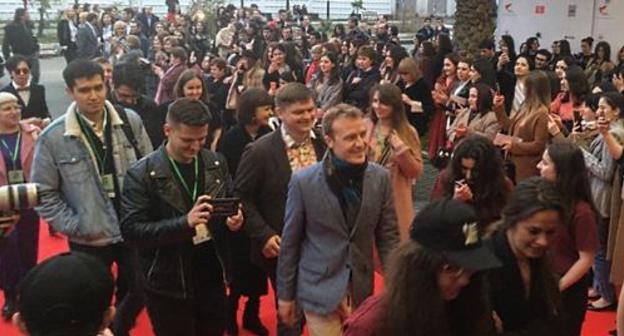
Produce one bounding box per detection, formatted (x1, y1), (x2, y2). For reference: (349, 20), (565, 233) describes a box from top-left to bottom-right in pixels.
(2, 298), (15, 321)
(226, 293), (240, 336)
(243, 297), (268, 336)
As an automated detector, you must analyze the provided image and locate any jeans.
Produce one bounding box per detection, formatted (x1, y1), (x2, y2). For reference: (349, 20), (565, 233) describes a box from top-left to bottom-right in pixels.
(0, 210), (39, 300)
(69, 242), (145, 336)
(593, 217), (615, 303)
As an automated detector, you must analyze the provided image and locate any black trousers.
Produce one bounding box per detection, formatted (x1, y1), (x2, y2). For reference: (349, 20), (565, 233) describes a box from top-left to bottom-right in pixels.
(145, 281), (226, 336)
(560, 275), (589, 336)
(69, 242), (144, 336)
(268, 265), (304, 336)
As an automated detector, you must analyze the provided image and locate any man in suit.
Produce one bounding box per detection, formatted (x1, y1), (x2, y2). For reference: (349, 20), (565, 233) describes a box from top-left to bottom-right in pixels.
(235, 83), (326, 335)
(1, 55), (50, 122)
(2, 8), (40, 84)
(57, 7), (78, 64)
(135, 6), (159, 38)
(76, 13), (101, 60)
(277, 104), (399, 336)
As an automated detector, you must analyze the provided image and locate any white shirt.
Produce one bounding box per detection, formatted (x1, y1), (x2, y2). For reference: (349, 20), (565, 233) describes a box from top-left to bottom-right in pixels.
(12, 80), (31, 107)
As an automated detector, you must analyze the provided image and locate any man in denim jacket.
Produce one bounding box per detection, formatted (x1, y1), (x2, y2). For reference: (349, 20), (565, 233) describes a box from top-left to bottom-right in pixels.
(30, 59), (152, 336)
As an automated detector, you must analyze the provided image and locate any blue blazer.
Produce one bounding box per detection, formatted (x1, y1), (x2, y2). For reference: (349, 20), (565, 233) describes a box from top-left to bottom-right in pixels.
(277, 161), (399, 315)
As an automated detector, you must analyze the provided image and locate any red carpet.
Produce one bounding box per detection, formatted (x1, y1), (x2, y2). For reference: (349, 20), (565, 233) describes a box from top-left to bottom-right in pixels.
(0, 222), (616, 335)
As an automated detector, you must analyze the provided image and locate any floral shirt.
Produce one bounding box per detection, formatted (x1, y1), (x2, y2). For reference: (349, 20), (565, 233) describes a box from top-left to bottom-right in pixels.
(281, 125), (317, 172)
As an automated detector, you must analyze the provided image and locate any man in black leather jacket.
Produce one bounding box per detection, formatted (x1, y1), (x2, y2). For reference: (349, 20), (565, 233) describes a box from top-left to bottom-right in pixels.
(121, 98), (244, 336)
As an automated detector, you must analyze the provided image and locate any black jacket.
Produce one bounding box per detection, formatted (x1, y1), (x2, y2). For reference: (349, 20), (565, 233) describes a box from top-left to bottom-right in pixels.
(1, 83), (50, 119)
(486, 231), (563, 335)
(121, 146), (233, 299)
(2, 22), (39, 59)
(398, 77), (434, 136)
(234, 130), (326, 271)
(343, 67), (381, 111)
(56, 19), (75, 48)
(113, 95), (164, 148)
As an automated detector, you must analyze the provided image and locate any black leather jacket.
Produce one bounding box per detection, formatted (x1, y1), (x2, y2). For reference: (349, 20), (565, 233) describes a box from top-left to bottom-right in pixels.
(121, 145), (233, 299)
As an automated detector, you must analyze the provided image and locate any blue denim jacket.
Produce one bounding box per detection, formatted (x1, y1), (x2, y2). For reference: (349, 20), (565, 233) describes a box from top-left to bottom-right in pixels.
(31, 101), (153, 246)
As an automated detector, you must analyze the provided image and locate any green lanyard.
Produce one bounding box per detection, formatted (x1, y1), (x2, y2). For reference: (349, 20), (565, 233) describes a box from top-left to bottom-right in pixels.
(167, 154), (199, 202)
(0, 132), (21, 169)
(76, 111), (108, 173)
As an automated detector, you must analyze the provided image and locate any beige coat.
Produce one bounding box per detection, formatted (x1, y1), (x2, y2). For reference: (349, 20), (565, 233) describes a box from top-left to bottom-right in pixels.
(365, 119), (423, 241)
(447, 108), (501, 142)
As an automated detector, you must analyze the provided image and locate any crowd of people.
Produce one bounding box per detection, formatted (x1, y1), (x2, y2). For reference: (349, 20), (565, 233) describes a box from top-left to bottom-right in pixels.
(1, 2), (624, 336)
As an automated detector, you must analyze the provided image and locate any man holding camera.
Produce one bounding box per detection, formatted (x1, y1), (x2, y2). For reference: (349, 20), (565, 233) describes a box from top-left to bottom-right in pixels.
(121, 98), (243, 336)
(31, 60), (153, 336)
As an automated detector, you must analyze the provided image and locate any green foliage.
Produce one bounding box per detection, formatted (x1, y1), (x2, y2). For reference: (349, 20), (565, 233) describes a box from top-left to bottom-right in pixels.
(190, 0), (225, 36)
(351, 0), (365, 13)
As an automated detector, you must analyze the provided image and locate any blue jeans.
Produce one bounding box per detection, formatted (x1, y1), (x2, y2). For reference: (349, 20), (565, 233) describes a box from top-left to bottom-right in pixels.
(593, 217), (615, 303)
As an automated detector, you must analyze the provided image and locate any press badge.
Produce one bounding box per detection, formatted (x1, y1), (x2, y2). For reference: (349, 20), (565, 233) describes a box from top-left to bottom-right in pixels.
(192, 223), (212, 245)
(101, 174), (115, 198)
(8, 170), (24, 184)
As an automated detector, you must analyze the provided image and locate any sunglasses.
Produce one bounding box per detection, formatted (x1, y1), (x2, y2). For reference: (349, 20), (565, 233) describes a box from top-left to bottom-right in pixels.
(14, 68), (30, 75)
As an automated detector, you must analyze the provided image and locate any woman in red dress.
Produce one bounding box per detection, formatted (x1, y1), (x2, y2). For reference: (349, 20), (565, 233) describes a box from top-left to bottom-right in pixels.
(428, 53), (459, 160)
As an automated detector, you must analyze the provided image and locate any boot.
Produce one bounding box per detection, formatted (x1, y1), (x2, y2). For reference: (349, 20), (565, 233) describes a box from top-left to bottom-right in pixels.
(226, 292), (240, 336)
(242, 296), (268, 336)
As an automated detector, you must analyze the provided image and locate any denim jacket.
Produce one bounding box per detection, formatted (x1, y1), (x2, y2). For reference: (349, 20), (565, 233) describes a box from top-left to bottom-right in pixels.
(31, 100), (153, 246)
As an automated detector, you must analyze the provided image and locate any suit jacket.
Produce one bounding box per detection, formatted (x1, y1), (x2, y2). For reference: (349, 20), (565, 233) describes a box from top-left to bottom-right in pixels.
(235, 130), (326, 270)
(2, 22), (39, 59)
(56, 19), (75, 48)
(1, 83), (50, 120)
(76, 23), (100, 59)
(277, 161), (399, 314)
(136, 12), (160, 37)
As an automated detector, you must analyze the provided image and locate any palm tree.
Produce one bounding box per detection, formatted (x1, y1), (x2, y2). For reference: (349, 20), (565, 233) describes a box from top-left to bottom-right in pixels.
(453, 0), (497, 57)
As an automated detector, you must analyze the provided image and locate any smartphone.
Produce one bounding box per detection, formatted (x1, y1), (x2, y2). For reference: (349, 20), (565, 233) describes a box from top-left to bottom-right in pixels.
(139, 57), (151, 65)
(573, 109), (583, 131)
(204, 197), (240, 217)
(454, 179), (466, 188)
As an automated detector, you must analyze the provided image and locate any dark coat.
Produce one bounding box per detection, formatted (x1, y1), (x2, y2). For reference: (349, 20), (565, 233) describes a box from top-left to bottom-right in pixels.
(1, 83), (50, 120)
(121, 146), (233, 299)
(2, 22), (39, 59)
(343, 67), (381, 111)
(234, 130), (326, 271)
(113, 95), (164, 148)
(135, 12), (160, 37)
(76, 23), (100, 59)
(487, 231), (563, 335)
(398, 77), (434, 136)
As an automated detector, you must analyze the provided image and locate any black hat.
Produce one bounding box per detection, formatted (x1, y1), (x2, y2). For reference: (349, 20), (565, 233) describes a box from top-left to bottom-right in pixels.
(410, 199), (501, 272)
(17, 252), (114, 333)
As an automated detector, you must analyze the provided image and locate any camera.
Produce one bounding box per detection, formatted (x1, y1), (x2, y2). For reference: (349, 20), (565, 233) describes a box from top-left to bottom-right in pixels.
(0, 183), (40, 211)
(0, 183), (40, 238)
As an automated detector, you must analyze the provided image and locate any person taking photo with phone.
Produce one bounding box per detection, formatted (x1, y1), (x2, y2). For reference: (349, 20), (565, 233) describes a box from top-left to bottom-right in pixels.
(121, 98), (243, 336)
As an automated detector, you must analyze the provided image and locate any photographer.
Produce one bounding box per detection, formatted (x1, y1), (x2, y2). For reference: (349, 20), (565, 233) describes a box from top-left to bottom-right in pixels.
(121, 98), (243, 336)
(0, 92), (40, 320)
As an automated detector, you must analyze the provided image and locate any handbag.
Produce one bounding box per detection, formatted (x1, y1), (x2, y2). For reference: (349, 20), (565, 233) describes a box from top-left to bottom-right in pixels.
(431, 140), (453, 169)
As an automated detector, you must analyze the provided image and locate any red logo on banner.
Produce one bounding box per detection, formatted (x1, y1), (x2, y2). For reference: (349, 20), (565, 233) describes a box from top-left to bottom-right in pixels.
(535, 5), (545, 14)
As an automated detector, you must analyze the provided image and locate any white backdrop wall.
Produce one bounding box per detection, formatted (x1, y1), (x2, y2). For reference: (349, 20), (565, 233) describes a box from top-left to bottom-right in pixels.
(497, 0), (624, 54)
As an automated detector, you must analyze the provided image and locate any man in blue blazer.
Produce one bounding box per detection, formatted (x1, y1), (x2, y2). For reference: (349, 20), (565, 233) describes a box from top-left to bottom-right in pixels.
(277, 104), (400, 335)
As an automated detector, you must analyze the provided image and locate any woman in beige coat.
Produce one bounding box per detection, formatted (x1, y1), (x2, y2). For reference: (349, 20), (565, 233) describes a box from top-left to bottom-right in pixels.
(365, 84), (423, 241)
(494, 69), (551, 182)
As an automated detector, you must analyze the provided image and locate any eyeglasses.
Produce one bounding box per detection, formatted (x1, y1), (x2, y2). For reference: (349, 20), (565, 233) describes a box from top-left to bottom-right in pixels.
(14, 68), (30, 75)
